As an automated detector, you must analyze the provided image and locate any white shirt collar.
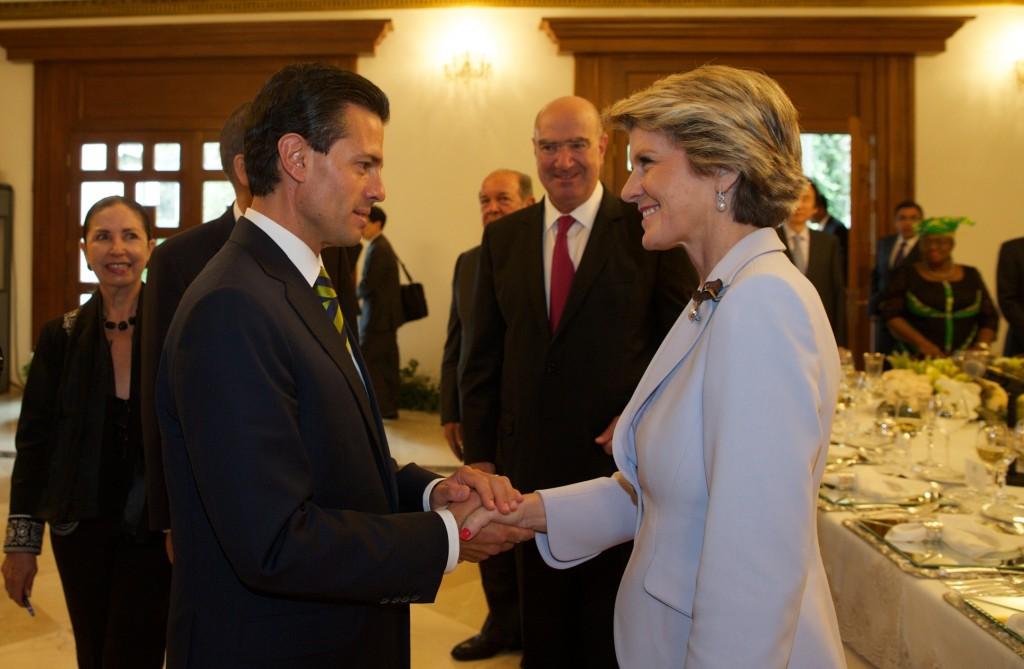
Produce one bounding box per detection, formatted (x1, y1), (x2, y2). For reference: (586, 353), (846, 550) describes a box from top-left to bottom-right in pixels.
(244, 207), (322, 287)
(781, 221), (808, 240)
(232, 201), (244, 222)
(543, 182), (604, 232)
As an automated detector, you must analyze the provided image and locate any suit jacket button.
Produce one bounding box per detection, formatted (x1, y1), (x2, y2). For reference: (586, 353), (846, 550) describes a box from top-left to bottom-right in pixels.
(380, 598), (389, 605)
(400, 596), (411, 603)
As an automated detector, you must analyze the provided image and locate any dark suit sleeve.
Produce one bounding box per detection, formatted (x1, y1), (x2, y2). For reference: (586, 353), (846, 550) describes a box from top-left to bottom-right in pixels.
(460, 231), (504, 466)
(9, 320), (66, 516)
(166, 286), (447, 602)
(827, 236), (848, 347)
(998, 241), (1024, 338)
(141, 244), (186, 531)
(439, 255), (463, 425)
(654, 247), (697, 336)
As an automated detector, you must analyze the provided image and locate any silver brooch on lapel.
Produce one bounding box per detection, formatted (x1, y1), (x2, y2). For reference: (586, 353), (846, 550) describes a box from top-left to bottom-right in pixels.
(688, 279), (724, 322)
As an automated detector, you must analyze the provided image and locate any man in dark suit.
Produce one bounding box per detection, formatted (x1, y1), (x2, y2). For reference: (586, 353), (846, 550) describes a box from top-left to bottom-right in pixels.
(357, 205), (402, 419)
(156, 63), (526, 668)
(441, 168), (534, 661)
(869, 200), (923, 353)
(809, 180), (849, 278)
(460, 96), (696, 668)
(141, 103), (361, 544)
(997, 236), (1024, 356)
(778, 179), (847, 346)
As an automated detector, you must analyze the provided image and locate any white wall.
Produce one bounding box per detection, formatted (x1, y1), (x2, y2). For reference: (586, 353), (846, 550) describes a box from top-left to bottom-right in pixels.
(0, 4), (1022, 384)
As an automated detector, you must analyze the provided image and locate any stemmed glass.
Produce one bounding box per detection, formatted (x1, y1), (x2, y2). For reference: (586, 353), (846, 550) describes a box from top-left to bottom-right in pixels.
(894, 393), (926, 471)
(977, 424), (1024, 523)
(921, 394), (971, 481)
(863, 352), (885, 396)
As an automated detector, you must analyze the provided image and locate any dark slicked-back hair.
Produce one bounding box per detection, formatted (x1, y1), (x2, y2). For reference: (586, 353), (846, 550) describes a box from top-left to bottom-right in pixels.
(244, 63), (390, 196)
(220, 102), (251, 187)
(369, 206), (387, 227)
(894, 200), (923, 217)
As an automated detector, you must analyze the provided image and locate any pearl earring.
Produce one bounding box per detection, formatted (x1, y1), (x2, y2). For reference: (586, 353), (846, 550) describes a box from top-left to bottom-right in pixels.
(715, 191), (727, 212)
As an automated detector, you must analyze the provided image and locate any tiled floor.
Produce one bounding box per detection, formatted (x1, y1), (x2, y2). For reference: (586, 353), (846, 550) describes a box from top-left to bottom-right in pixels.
(0, 396), (871, 668)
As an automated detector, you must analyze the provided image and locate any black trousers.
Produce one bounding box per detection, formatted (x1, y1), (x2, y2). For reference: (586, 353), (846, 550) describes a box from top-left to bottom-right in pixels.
(478, 547), (521, 644)
(360, 329), (400, 417)
(50, 519), (171, 669)
(516, 539), (630, 669)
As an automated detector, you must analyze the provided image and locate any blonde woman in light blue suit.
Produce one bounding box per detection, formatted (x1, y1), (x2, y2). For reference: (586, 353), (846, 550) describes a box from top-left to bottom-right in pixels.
(462, 66), (846, 668)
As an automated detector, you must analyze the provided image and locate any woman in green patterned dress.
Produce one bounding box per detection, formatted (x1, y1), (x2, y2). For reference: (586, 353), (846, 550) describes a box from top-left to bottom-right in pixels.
(881, 216), (998, 358)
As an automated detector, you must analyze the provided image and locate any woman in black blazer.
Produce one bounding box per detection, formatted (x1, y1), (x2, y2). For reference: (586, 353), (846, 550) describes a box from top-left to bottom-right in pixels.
(2, 196), (170, 668)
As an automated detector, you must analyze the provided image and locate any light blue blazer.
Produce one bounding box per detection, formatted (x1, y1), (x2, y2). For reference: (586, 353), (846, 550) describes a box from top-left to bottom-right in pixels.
(535, 228), (846, 668)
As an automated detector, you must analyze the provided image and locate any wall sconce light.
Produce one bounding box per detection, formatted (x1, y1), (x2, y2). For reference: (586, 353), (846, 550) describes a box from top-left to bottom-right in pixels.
(445, 51), (492, 81)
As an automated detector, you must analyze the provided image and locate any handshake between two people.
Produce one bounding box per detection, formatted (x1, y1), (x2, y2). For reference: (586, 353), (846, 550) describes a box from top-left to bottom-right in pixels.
(428, 464), (548, 563)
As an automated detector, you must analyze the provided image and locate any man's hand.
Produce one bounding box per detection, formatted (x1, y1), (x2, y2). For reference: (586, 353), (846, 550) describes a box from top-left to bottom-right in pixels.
(430, 465), (522, 514)
(459, 522), (535, 563)
(594, 415), (620, 455)
(468, 461), (495, 475)
(442, 422), (464, 461)
(1, 553), (38, 607)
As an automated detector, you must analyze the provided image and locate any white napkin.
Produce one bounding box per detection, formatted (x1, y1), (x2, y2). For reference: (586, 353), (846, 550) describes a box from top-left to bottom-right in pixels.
(886, 514), (1024, 558)
(822, 466), (933, 502)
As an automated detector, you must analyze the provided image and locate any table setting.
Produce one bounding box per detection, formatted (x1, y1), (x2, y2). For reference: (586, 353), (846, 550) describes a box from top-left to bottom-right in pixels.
(819, 351), (1024, 666)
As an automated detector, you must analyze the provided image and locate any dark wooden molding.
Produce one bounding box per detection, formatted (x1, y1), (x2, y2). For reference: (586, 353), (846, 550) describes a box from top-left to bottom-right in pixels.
(542, 16), (972, 54)
(0, 19), (392, 61)
(0, 0), (1009, 21)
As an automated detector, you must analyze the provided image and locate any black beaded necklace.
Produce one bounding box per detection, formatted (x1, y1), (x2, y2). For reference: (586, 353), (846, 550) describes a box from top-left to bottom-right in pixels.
(104, 316), (136, 331)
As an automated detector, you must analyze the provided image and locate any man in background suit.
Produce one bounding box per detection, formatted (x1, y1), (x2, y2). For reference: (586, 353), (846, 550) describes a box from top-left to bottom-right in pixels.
(358, 205), (402, 419)
(997, 235), (1024, 356)
(460, 96), (696, 668)
(778, 179), (846, 346)
(141, 103), (361, 546)
(156, 63), (526, 668)
(441, 168), (534, 661)
(869, 200), (923, 354)
(809, 180), (849, 278)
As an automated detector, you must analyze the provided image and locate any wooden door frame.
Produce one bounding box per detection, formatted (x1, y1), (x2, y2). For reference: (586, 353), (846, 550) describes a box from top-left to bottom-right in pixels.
(541, 16), (970, 357)
(0, 20), (391, 340)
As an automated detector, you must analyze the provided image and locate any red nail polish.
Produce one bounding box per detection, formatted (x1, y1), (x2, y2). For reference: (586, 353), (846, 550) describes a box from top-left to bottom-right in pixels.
(460, 528), (472, 540)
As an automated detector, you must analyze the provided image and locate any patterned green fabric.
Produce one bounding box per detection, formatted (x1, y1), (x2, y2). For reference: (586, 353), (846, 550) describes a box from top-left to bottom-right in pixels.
(915, 216), (975, 236)
(905, 281), (982, 353)
(314, 266), (350, 351)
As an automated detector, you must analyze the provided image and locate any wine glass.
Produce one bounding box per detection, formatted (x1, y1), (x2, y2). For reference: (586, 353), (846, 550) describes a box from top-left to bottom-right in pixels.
(976, 424), (1012, 496)
(895, 394), (926, 470)
(863, 352), (885, 394)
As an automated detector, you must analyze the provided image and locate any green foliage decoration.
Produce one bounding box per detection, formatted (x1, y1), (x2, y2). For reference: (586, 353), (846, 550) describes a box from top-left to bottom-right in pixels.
(398, 359), (440, 413)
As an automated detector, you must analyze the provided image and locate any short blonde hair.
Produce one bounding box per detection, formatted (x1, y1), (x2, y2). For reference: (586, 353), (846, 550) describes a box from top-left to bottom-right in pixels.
(605, 65), (803, 229)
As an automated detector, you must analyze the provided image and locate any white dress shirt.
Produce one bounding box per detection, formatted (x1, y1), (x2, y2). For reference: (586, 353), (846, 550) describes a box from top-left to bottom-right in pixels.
(542, 183), (604, 309)
(781, 221), (810, 274)
(245, 207), (460, 573)
(890, 235), (918, 268)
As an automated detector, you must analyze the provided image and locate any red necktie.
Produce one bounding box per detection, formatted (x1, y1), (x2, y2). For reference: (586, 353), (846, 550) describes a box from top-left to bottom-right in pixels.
(549, 215), (576, 333)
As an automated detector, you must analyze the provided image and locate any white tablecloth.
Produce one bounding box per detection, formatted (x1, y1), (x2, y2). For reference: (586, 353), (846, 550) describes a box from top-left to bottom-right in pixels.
(820, 419), (1024, 667)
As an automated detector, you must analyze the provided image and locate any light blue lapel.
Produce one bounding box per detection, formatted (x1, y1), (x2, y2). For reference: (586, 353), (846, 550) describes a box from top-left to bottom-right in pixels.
(612, 228), (788, 486)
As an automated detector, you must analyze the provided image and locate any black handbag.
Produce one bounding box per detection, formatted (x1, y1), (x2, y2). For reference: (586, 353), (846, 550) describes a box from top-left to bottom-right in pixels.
(396, 256), (428, 324)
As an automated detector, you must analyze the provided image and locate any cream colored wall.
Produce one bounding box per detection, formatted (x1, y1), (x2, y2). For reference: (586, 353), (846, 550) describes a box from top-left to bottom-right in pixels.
(0, 4), (1022, 386)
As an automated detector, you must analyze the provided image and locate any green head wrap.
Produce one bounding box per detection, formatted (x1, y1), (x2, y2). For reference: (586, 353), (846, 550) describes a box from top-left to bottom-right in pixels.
(916, 216), (975, 236)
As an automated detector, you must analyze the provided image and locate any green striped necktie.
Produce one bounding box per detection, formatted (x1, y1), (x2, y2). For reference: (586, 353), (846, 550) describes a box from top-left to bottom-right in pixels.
(314, 266), (350, 352)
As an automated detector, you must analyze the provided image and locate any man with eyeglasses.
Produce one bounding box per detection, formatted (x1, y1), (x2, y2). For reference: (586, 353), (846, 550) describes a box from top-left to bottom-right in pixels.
(460, 96), (697, 668)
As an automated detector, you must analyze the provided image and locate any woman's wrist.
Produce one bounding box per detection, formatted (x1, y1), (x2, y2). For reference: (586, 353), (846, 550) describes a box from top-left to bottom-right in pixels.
(4, 516), (44, 555)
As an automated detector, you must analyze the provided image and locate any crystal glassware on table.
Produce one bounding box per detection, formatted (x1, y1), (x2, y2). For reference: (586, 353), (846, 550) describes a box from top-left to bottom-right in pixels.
(919, 394), (970, 482)
(977, 424), (1024, 526)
